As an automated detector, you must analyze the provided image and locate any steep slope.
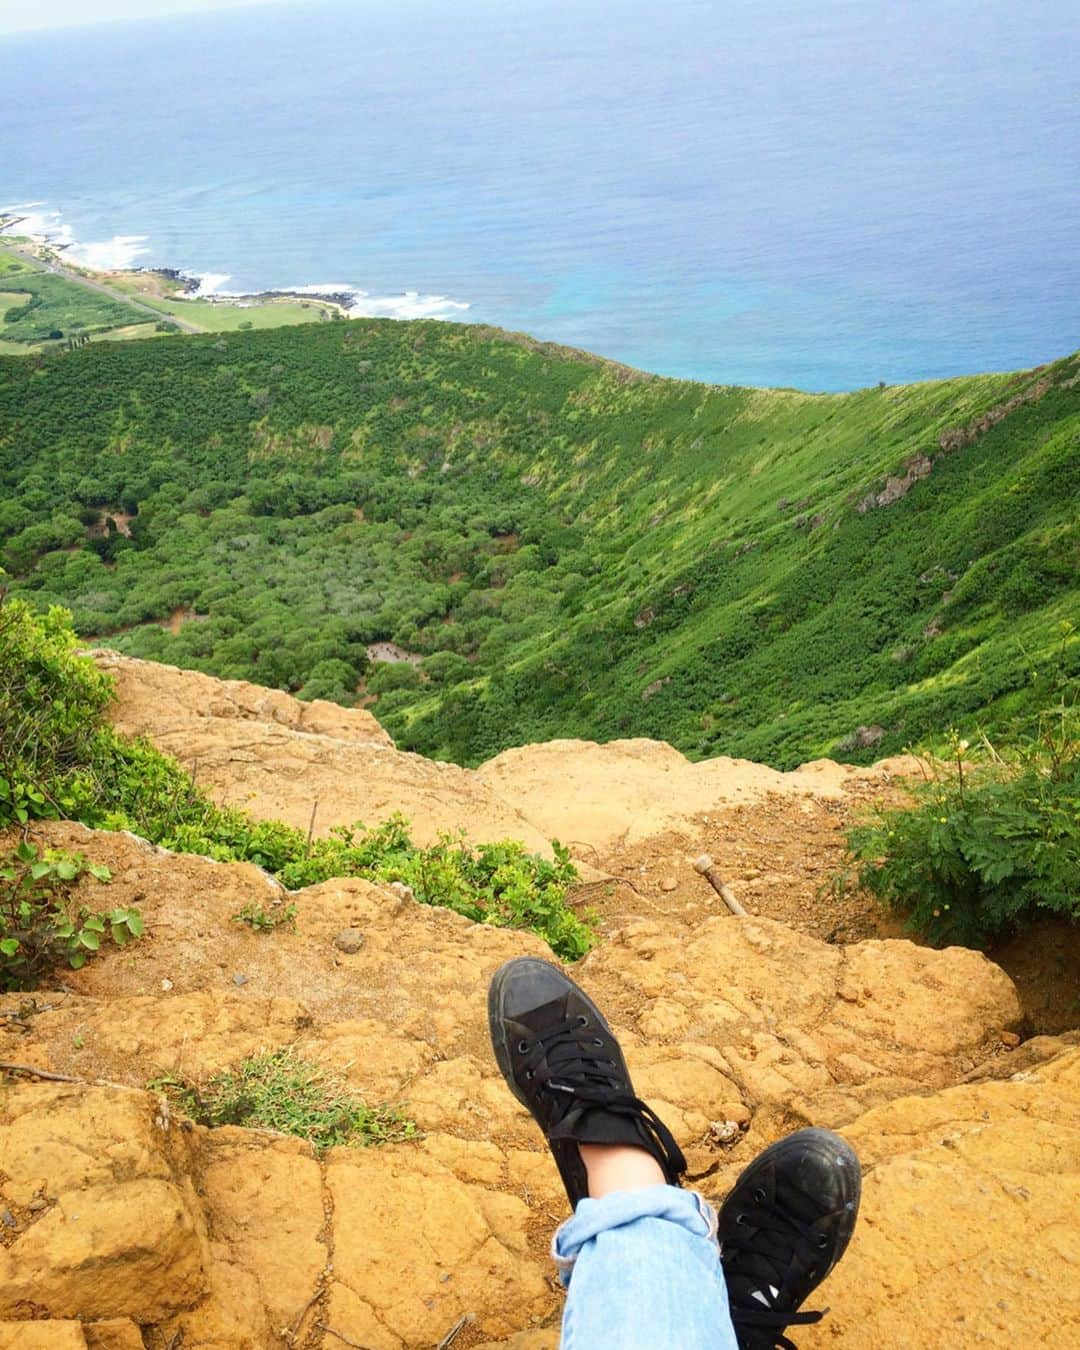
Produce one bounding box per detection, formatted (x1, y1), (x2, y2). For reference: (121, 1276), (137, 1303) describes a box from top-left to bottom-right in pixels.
(1, 658), (1077, 1347)
(1, 821), (1076, 1349)
(91, 649), (1077, 1030)
(1, 323), (1076, 768)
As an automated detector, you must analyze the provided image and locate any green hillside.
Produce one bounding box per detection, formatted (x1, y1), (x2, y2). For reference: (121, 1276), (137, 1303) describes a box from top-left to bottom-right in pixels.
(0, 321), (1076, 767)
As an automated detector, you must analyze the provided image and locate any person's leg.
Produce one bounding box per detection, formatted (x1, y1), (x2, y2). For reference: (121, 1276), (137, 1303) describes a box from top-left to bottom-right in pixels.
(487, 957), (736, 1349)
(554, 1183), (738, 1350)
(487, 958), (861, 1350)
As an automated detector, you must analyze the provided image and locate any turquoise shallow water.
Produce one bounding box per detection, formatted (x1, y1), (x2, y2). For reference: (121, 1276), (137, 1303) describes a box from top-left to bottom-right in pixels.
(2, 0), (1077, 389)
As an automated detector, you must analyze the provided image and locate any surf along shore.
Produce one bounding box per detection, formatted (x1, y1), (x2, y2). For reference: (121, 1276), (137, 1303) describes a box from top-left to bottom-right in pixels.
(0, 209), (357, 348)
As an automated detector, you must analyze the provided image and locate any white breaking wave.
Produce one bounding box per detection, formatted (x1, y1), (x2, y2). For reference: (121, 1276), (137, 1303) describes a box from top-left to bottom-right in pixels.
(0, 202), (149, 270)
(1, 202), (471, 320)
(1, 203), (74, 246)
(282, 283), (470, 320)
(182, 272), (234, 297)
(67, 234), (151, 271)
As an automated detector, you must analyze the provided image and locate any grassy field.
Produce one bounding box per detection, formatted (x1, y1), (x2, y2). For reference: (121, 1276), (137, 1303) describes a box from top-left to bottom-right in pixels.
(0, 243), (345, 348)
(0, 249), (35, 278)
(105, 272), (345, 331)
(0, 252), (156, 346)
(0, 318), (1076, 769)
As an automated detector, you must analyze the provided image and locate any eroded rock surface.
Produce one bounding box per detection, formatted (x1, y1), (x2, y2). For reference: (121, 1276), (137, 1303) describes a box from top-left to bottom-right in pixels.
(1, 818), (1074, 1346)
(1, 657), (1076, 1346)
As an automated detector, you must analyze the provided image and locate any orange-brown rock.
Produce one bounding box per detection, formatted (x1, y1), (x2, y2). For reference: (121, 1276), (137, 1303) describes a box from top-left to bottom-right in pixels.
(0, 657), (1073, 1346)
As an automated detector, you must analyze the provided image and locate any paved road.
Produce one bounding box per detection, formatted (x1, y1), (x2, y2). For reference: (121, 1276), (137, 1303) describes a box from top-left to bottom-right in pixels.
(8, 240), (204, 335)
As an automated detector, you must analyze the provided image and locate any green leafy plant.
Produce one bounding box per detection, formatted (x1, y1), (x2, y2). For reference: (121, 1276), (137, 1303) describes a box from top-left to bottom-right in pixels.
(0, 840), (143, 988)
(151, 1047), (417, 1151)
(0, 598), (591, 958)
(840, 696), (1079, 945)
(232, 900), (298, 931)
(272, 817), (593, 959)
(0, 595), (114, 828)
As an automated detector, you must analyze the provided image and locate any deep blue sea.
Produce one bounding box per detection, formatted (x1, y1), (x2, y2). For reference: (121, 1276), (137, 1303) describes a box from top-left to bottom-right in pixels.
(2, 0), (1077, 390)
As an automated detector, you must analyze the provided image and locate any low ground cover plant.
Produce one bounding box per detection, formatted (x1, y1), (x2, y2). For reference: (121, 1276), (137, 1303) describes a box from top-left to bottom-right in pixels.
(151, 1048), (417, 1151)
(841, 692), (1078, 945)
(232, 900), (298, 931)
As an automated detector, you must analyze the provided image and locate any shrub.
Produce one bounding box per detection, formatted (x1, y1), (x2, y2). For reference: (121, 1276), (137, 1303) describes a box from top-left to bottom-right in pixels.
(151, 1047), (417, 1151)
(0, 598), (592, 959)
(278, 819), (593, 959)
(0, 841), (143, 989)
(0, 595), (114, 827)
(840, 705), (1078, 945)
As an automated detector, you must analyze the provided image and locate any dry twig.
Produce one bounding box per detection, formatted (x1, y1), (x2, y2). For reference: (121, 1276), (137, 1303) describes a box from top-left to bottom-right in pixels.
(315, 1325), (373, 1349)
(0, 1061), (81, 1083)
(436, 1313), (473, 1349)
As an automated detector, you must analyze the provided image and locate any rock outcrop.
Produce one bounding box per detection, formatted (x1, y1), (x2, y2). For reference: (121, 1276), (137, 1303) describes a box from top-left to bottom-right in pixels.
(1, 657), (1076, 1346)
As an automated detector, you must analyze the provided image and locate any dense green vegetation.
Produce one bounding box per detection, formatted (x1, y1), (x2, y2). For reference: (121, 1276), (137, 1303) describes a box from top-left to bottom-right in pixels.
(842, 664), (1078, 945)
(0, 319), (1076, 771)
(0, 597), (590, 957)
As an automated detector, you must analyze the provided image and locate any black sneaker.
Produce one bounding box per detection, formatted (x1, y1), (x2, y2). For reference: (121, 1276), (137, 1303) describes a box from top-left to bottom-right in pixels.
(488, 956), (686, 1209)
(718, 1128), (861, 1349)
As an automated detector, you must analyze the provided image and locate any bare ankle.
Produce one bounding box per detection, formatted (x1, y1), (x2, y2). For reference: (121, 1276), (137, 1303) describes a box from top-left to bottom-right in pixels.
(580, 1143), (666, 1198)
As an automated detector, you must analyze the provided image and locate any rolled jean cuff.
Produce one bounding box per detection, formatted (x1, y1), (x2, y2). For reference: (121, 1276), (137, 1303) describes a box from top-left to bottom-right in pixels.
(551, 1185), (718, 1286)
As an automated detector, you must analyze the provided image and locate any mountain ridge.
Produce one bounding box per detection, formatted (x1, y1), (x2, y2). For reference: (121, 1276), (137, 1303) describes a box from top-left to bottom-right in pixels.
(0, 321), (1076, 772)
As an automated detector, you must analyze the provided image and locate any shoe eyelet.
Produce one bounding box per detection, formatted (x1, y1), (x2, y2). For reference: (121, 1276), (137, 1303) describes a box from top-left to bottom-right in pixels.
(576, 1015), (588, 1026)
(593, 1038), (604, 1047)
(752, 1187), (766, 1203)
(526, 1070), (534, 1080)
(735, 1213), (747, 1225)
(517, 1040), (529, 1054)
(816, 1233), (828, 1249)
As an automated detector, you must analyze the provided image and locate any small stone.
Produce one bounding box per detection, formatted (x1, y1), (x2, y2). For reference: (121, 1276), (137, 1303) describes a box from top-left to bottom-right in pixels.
(999, 1030), (1021, 1048)
(233, 973), (249, 986)
(659, 877), (678, 892)
(0, 1209), (16, 1228)
(27, 1198), (47, 1212)
(334, 928), (365, 955)
(709, 1120), (742, 1145)
(387, 882), (414, 903)
(161, 978), (173, 992)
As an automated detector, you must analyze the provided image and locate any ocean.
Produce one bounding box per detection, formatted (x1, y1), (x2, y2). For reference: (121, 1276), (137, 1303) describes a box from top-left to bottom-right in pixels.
(2, 0), (1077, 390)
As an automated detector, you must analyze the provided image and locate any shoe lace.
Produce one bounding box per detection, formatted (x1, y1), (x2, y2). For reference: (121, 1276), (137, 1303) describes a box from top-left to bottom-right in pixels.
(722, 1191), (828, 1350)
(520, 1015), (686, 1178)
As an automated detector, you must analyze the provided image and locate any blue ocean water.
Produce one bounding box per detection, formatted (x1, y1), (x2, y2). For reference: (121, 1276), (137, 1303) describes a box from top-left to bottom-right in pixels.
(2, 0), (1077, 390)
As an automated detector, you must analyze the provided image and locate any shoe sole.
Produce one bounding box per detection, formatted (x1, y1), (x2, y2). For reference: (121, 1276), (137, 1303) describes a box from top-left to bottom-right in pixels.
(723, 1127), (861, 1277)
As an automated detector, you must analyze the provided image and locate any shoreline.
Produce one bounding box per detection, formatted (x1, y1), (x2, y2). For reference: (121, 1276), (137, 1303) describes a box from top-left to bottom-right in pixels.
(0, 213), (362, 339)
(0, 205), (469, 325)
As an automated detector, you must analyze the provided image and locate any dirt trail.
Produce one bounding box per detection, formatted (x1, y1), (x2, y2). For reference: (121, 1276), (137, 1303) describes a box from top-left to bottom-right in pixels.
(0, 656), (1076, 1347)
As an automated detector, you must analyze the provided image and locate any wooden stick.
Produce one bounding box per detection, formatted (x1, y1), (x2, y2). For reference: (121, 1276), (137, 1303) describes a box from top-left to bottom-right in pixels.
(315, 1325), (373, 1349)
(0, 1062), (81, 1083)
(290, 1282), (324, 1339)
(307, 799), (319, 849)
(692, 856), (748, 916)
(436, 1314), (472, 1350)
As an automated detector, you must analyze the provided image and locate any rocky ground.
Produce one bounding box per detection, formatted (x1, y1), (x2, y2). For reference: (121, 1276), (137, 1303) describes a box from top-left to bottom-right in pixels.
(1, 655), (1077, 1347)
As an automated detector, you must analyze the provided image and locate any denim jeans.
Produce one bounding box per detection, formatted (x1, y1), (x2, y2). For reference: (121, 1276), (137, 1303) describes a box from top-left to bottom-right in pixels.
(552, 1185), (739, 1349)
